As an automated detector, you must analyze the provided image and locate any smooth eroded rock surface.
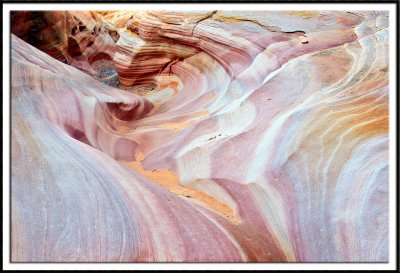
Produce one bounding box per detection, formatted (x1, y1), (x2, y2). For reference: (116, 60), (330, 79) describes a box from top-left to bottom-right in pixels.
(11, 10), (389, 262)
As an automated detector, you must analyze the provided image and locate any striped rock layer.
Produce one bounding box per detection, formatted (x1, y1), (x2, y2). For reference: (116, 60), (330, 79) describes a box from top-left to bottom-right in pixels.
(11, 11), (118, 74)
(11, 10), (389, 262)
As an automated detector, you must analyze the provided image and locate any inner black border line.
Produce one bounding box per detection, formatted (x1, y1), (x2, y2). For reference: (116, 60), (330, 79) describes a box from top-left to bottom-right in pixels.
(3, 0), (399, 269)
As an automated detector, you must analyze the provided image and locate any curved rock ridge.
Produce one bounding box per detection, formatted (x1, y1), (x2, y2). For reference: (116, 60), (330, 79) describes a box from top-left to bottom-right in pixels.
(11, 10), (389, 262)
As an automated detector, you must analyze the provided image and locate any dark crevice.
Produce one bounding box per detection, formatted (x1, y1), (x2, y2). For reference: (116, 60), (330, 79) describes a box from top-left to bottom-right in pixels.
(64, 124), (91, 146)
(191, 10), (218, 36)
(216, 15), (306, 36)
(282, 30), (306, 35)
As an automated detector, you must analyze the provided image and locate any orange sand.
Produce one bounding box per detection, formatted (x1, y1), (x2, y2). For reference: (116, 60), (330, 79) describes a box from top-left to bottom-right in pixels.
(120, 151), (240, 224)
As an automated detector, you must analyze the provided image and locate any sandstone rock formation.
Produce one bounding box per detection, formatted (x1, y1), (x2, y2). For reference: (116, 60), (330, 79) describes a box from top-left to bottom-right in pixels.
(11, 10), (389, 262)
(11, 11), (118, 75)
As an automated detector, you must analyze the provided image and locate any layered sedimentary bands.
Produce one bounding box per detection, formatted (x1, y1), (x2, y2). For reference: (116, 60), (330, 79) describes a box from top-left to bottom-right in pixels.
(11, 10), (389, 262)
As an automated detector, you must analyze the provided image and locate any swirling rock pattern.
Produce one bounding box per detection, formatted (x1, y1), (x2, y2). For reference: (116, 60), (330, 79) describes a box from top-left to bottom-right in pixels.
(11, 11), (118, 75)
(11, 10), (389, 262)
